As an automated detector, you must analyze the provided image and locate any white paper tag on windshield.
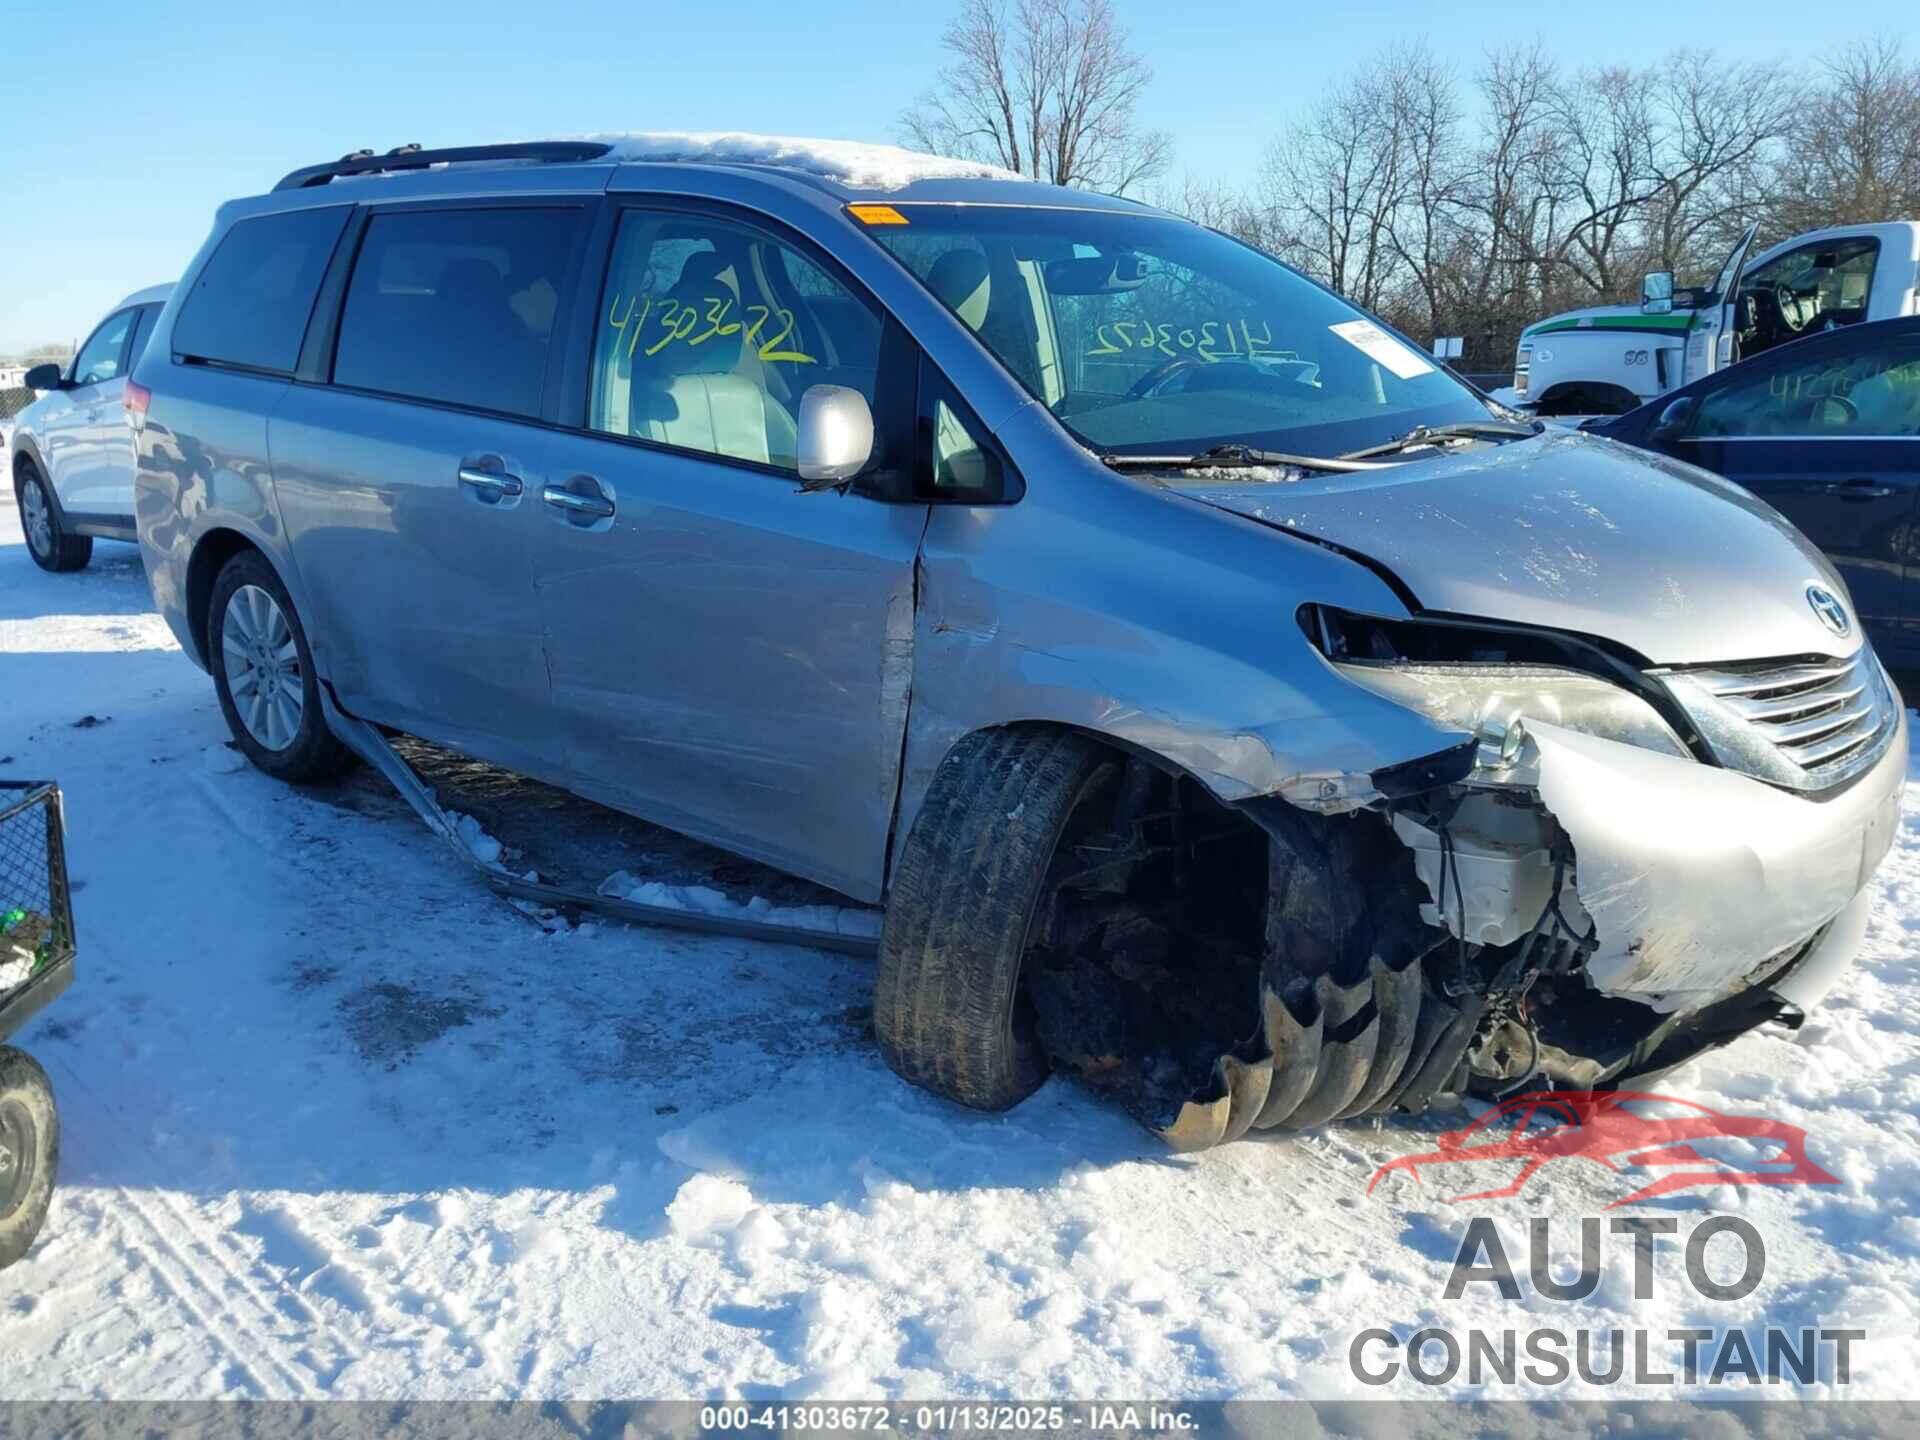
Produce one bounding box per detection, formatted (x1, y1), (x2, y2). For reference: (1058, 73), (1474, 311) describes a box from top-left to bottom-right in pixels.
(1328, 320), (1435, 380)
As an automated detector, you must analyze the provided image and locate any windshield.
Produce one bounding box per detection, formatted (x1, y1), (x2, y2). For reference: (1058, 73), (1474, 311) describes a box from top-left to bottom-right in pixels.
(862, 204), (1493, 460)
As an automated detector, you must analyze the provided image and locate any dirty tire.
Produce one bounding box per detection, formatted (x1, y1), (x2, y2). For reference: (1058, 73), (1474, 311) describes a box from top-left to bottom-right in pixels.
(208, 550), (354, 784)
(876, 727), (1113, 1111)
(1160, 806), (1458, 1150)
(0, 1047), (57, 1270)
(14, 460), (92, 572)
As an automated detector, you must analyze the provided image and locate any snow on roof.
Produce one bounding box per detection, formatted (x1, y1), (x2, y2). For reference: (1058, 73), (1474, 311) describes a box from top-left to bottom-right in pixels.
(576, 131), (1024, 190)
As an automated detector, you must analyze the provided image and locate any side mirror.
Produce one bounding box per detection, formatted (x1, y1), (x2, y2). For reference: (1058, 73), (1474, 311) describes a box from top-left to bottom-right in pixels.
(796, 384), (874, 488)
(1650, 395), (1695, 442)
(1641, 271), (1676, 315)
(23, 363), (64, 392)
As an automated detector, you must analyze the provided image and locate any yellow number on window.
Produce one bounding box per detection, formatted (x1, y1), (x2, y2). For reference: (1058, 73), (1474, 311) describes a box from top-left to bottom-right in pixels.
(757, 307), (815, 364)
(645, 300), (699, 357)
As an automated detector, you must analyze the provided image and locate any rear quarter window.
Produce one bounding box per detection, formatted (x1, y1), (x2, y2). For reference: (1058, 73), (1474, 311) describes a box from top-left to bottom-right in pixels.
(173, 207), (350, 373)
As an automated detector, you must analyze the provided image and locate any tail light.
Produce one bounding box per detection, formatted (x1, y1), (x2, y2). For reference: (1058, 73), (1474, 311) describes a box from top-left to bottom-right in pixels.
(124, 380), (151, 431)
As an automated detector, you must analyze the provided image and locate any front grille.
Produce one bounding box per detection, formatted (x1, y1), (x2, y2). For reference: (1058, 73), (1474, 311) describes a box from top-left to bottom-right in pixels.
(1661, 648), (1900, 794)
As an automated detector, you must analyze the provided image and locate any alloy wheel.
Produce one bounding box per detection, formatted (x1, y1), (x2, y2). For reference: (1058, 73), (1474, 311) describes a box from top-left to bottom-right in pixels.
(222, 584), (305, 751)
(20, 478), (53, 560)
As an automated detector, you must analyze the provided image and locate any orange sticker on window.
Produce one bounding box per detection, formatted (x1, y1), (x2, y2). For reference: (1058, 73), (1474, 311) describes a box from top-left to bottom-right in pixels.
(848, 204), (910, 226)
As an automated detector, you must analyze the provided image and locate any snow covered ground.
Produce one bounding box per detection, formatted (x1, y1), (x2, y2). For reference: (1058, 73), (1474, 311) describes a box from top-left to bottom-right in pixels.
(5, 490), (1920, 1405)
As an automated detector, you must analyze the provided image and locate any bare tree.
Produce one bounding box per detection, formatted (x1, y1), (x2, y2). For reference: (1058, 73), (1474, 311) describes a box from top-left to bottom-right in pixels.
(1778, 38), (1920, 230)
(1378, 47), (1467, 339)
(900, 0), (1171, 193)
(1637, 53), (1800, 271)
(1250, 51), (1415, 310)
(1464, 47), (1564, 336)
(1144, 173), (1259, 240)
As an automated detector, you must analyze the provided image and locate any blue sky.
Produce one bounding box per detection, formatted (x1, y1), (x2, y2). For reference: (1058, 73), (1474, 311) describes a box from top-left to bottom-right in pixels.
(2, 0), (1909, 353)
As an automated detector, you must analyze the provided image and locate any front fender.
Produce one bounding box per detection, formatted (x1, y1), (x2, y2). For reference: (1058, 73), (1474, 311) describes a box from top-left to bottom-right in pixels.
(888, 416), (1466, 879)
(8, 427), (44, 478)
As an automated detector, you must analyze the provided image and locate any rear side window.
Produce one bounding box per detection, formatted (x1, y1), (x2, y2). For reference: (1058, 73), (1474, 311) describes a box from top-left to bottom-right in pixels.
(128, 304), (163, 369)
(331, 207), (584, 419)
(173, 207), (349, 373)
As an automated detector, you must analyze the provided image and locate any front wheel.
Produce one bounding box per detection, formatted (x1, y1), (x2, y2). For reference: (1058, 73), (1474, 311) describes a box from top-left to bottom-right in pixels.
(875, 727), (1114, 1111)
(14, 461), (92, 572)
(208, 551), (353, 783)
(0, 1047), (57, 1270)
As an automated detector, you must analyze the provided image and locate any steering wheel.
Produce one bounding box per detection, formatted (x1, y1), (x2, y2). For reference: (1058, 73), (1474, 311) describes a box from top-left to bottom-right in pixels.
(1127, 354), (1207, 400)
(1775, 283), (1810, 335)
(1811, 393), (1858, 429)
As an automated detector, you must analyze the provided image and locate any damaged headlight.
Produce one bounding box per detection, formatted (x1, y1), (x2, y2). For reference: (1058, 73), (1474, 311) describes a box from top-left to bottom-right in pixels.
(1333, 661), (1692, 774)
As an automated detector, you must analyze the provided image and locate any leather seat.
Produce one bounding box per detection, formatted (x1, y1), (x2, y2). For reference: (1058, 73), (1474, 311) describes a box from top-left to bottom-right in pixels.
(628, 254), (797, 467)
(435, 259), (543, 415)
(1849, 362), (1920, 436)
(925, 244), (1043, 395)
(927, 248), (991, 329)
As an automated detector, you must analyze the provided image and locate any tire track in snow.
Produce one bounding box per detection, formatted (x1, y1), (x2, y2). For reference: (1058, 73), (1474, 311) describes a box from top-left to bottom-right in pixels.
(173, 762), (531, 1390)
(41, 1051), (359, 1398)
(103, 1182), (306, 1396)
(47, 1103), (301, 1397)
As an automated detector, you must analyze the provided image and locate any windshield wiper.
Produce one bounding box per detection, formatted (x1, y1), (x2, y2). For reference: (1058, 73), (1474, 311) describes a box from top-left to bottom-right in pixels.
(1338, 419), (1542, 460)
(1101, 443), (1394, 474)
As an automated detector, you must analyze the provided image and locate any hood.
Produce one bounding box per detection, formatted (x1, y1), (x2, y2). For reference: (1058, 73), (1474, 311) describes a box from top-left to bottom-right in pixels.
(1522, 303), (1696, 339)
(1174, 430), (1854, 667)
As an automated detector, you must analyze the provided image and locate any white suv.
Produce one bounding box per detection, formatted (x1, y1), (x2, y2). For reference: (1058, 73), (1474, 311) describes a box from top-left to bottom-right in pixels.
(10, 283), (173, 571)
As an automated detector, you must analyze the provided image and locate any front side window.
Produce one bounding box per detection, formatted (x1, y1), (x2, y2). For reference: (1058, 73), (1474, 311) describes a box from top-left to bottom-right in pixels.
(863, 206), (1491, 460)
(173, 207), (350, 373)
(72, 309), (136, 387)
(332, 207), (583, 419)
(1693, 331), (1920, 438)
(1737, 237), (1880, 359)
(588, 209), (885, 471)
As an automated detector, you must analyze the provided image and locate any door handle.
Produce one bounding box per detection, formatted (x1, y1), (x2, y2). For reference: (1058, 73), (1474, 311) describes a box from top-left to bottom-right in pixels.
(1834, 478), (1894, 501)
(458, 466), (524, 499)
(542, 484), (615, 520)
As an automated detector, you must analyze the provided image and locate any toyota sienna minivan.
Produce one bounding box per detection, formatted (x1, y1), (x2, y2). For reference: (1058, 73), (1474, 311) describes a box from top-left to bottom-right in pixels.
(132, 136), (1904, 1149)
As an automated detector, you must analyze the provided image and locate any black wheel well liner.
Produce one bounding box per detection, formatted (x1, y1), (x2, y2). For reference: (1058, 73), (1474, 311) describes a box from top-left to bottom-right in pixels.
(917, 717), (1277, 882)
(10, 440), (47, 485)
(1535, 380), (1641, 416)
(185, 529), (270, 668)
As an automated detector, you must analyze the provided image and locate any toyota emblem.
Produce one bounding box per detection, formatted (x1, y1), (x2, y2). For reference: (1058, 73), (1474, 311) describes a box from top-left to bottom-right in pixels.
(1806, 584), (1851, 638)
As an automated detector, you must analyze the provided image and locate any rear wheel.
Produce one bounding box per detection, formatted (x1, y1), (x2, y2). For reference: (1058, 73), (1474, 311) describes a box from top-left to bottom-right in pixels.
(14, 461), (92, 572)
(0, 1047), (57, 1270)
(208, 551), (353, 783)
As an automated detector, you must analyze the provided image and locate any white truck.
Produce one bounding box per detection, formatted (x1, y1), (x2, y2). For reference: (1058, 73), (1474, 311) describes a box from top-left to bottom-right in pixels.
(1511, 220), (1920, 416)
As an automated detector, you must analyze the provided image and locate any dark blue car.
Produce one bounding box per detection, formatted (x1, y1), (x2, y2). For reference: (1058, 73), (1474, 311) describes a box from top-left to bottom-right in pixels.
(1590, 316), (1920, 665)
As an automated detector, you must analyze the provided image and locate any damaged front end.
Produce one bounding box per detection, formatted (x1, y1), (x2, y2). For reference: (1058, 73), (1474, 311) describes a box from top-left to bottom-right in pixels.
(1026, 606), (1905, 1152)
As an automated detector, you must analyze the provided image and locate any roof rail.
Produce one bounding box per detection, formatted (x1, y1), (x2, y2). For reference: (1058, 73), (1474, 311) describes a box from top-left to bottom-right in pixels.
(272, 141), (615, 192)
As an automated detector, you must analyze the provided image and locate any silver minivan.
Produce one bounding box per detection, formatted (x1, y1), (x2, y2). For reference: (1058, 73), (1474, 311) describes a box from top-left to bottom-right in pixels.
(133, 138), (1904, 1149)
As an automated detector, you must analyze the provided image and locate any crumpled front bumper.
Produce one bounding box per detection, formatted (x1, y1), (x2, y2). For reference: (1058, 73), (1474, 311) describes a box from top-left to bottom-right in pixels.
(1525, 706), (1905, 1013)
